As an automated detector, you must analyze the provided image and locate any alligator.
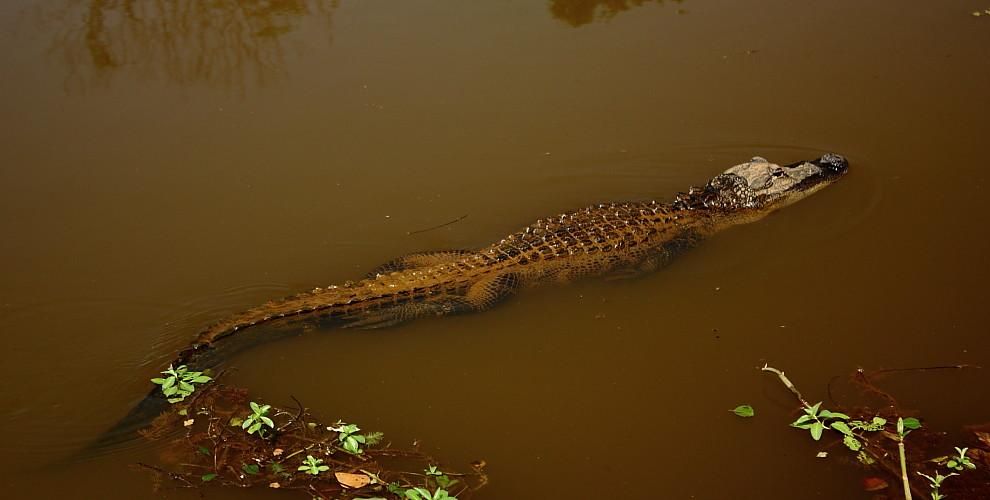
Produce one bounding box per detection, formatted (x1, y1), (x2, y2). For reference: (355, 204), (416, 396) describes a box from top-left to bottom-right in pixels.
(91, 153), (848, 451)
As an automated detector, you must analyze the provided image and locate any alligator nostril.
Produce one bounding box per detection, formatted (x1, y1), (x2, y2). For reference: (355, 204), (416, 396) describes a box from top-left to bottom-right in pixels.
(818, 153), (849, 174)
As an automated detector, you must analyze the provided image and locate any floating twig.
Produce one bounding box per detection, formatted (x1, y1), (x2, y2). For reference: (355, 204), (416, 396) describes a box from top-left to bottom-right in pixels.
(760, 363), (810, 408)
(406, 214), (468, 235)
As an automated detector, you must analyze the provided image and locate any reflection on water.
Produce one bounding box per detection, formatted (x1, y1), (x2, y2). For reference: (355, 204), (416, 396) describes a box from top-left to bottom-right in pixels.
(549, 0), (680, 27)
(39, 0), (685, 92)
(46, 0), (338, 92)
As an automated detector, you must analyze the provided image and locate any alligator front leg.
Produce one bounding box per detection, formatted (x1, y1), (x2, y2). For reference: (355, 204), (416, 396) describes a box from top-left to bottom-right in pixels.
(344, 272), (520, 329)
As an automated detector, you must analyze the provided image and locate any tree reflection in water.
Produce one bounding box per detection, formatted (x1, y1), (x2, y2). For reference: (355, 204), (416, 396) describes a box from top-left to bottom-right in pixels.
(549, 0), (681, 27)
(44, 1), (683, 92)
(47, 0), (338, 93)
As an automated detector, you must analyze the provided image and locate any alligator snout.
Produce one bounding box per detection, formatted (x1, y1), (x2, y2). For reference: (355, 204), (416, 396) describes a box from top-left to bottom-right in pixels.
(815, 153), (849, 175)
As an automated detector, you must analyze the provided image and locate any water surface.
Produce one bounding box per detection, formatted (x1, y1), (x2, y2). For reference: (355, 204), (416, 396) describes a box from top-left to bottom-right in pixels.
(1, 0), (989, 497)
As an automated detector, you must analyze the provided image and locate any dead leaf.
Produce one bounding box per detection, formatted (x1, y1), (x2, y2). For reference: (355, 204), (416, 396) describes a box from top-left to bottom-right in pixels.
(969, 448), (990, 466)
(272, 448), (284, 457)
(335, 472), (371, 489)
(269, 482), (281, 489)
(863, 477), (889, 491)
(183, 419), (195, 427)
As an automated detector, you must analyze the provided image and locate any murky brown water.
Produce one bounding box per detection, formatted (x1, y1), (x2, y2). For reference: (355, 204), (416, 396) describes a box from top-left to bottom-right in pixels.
(2, 0), (989, 497)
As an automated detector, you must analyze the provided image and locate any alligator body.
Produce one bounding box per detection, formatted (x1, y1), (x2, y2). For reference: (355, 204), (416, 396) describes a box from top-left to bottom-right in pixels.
(93, 154), (848, 450)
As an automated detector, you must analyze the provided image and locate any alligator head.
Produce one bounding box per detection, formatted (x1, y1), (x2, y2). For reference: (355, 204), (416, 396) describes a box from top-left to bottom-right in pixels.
(677, 154), (848, 219)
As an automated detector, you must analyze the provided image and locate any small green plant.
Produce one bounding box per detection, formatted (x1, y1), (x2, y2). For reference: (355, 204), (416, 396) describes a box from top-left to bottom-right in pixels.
(329, 421), (367, 454)
(297, 455), (329, 476)
(242, 401), (275, 437)
(731, 405), (755, 418)
(918, 471), (958, 500)
(850, 416), (886, 432)
(241, 463), (260, 475)
(901, 417), (922, 432)
(150, 364), (211, 403)
(946, 446), (976, 471)
(403, 486), (457, 500)
(425, 465), (459, 489)
(790, 402), (850, 441)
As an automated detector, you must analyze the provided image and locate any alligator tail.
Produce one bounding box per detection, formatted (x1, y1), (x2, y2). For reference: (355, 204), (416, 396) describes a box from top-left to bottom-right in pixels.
(76, 285), (385, 458)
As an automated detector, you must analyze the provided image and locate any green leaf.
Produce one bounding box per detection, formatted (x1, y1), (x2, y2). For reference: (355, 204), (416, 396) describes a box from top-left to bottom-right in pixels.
(242, 463), (260, 475)
(260, 416), (274, 428)
(161, 377), (176, 390)
(197, 446), (211, 456)
(791, 415), (815, 427)
(731, 405), (755, 418)
(343, 436), (362, 454)
(830, 421), (853, 436)
(843, 435), (862, 451)
(250, 401), (261, 413)
(406, 488), (432, 500)
(902, 417), (921, 430)
(810, 422), (825, 441)
(150, 377), (165, 385)
(201, 473), (217, 482)
(241, 418), (252, 429)
(820, 410), (850, 420)
(192, 375), (212, 384)
(229, 417), (243, 427)
(807, 402), (822, 416)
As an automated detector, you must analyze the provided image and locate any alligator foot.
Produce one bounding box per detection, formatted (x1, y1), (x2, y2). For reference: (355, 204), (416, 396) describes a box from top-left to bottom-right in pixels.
(343, 273), (521, 329)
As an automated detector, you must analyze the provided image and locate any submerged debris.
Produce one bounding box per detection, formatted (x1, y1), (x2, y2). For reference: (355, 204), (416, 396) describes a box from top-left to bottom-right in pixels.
(761, 364), (990, 499)
(136, 377), (487, 499)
